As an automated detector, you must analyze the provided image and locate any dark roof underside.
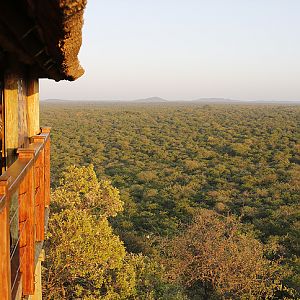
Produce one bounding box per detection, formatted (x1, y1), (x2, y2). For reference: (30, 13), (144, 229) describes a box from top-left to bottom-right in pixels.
(0, 0), (87, 81)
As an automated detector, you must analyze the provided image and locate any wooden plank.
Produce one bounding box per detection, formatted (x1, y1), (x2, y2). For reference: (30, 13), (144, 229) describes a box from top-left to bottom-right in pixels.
(26, 79), (39, 138)
(0, 181), (11, 300)
(40, 130), (51, 208)
(32, 134), (49, 207)
(40, 130), (51, 204)
(34, 148), (45, 242)
(44, 139), (50, 207)
(19, 165), (35, 295)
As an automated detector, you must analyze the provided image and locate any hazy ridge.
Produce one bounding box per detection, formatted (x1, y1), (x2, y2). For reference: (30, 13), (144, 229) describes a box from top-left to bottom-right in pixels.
(42, 97), (300, 104)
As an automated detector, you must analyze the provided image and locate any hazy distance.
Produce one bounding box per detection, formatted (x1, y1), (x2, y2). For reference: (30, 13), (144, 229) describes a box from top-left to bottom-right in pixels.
(41, 1), (300, 102)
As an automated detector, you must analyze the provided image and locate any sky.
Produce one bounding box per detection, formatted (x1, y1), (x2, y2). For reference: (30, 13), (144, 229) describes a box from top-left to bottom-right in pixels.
(41, 0), (300, 101)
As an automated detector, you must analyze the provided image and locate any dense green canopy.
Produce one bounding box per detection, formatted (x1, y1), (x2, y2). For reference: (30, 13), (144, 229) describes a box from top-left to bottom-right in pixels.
(41, 103), (300, 299)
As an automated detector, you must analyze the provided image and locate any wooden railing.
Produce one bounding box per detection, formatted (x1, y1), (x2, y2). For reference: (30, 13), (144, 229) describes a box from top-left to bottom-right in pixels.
(0, 128), (51, 300)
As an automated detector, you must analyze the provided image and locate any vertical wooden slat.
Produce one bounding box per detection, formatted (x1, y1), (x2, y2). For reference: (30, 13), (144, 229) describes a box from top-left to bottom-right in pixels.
(41, 128), (51, 207)
(18, 155), (35, 295)
(43, 139), (50, 207)
(34, 148), (45, 242)
(32, 133), (49, 241)
(0, 180), (11, 300)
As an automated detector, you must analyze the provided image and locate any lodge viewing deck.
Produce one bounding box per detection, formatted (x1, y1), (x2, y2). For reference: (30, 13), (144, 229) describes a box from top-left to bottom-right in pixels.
(0, 128), (51, 300)
(0, 1), (86, 299)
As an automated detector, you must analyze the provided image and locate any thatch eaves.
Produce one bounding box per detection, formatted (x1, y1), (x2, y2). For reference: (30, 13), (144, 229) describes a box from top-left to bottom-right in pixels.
(0, 0), (87, 81)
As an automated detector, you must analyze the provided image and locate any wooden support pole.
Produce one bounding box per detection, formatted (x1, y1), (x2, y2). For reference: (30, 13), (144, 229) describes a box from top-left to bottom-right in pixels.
(0, 180), (11, 300)
(26, 79), (39, 138)
(18, 149), (35, 295)
(4, 72), (19, 168)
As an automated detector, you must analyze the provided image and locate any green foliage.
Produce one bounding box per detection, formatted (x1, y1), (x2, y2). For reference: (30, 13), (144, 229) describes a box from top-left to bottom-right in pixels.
(43, 165), (173, 299)
(53, 164), (123, 217)
(41, 103), (300, 298)
(44, 208), (127, 299)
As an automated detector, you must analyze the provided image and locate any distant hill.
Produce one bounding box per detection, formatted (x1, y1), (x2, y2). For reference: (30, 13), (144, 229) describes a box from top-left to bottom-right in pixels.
(133, 97), (168, 103)
(191, 98), (241, 103)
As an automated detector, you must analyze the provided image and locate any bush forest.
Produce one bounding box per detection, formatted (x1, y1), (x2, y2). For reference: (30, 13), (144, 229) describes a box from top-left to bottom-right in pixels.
(41, 102), (300, 299)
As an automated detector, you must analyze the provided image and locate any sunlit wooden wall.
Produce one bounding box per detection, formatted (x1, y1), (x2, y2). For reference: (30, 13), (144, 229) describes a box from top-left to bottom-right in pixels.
(3, 70), (39, 168)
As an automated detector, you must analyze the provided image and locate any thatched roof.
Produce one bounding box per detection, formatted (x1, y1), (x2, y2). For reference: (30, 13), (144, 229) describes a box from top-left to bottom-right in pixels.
(0, 0), (87, 81)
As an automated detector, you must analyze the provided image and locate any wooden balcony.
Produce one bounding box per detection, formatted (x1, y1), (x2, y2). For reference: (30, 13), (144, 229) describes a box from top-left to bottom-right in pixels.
(0, 128), (51, 300)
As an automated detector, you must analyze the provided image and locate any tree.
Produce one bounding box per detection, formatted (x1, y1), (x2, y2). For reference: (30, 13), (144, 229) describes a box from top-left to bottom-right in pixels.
(44, 165), (132, 299)
(43, 165), (179, 299)
(44, 208), (132, 299)
(53, 164), (123, 217)
(161, 209), (289, 299)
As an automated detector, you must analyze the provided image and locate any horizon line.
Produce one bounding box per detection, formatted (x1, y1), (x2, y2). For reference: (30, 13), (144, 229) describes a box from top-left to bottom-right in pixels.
(41, 97), (300, 103)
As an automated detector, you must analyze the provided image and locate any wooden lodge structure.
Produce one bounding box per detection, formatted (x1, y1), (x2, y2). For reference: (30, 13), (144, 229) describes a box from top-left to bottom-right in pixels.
(0, 1), (86, 299)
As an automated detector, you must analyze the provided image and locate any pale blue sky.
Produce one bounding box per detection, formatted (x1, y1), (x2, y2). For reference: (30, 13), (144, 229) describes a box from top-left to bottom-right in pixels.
(41, 0), (300, 101)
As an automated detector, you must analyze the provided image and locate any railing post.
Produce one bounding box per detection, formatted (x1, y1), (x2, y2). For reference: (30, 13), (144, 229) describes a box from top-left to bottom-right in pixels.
(41, 127), (51, 207)
(17, 149), (36, 295)
(0, 180), (11, 300)
(32, 135), (46, 242)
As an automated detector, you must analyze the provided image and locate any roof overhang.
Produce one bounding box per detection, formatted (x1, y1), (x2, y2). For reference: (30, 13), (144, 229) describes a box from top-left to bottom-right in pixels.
(0, 0), (86, 81)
